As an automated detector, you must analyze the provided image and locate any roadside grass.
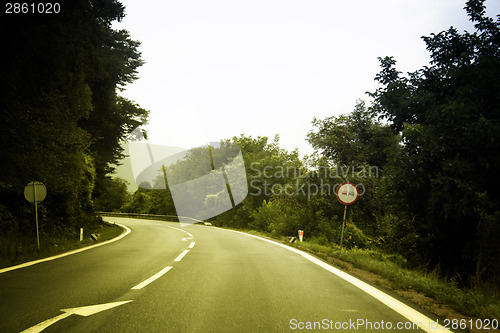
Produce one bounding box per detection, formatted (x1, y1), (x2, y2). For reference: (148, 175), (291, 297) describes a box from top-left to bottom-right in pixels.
(0, 219), (123, 269)
(242, 230), (500, 322)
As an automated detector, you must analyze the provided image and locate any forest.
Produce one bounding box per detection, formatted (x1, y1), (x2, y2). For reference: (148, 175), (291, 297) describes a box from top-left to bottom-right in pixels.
(0, 0), (498, 303)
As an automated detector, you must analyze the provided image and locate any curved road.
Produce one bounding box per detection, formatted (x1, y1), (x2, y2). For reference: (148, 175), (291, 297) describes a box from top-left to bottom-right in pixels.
(0, 217), (451, 332)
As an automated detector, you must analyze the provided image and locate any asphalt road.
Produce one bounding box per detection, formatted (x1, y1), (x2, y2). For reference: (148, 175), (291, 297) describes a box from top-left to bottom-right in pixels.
(0, 217), (450, 332)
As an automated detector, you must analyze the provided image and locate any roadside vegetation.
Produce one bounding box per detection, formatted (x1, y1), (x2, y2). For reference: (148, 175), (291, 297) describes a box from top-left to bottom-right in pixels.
(0, 220), (123, 269)
(273, 234), (500, 322)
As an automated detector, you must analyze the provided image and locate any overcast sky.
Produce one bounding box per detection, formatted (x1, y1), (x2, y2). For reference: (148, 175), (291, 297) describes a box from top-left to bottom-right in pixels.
(113, 0), (499, 157)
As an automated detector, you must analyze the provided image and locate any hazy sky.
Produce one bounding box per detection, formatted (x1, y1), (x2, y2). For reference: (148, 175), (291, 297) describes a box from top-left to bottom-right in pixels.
(113, 0), (499, 156)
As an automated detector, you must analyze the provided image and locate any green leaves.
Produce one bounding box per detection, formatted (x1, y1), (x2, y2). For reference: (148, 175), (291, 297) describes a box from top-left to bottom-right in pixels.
(307, 100), (400, 169)
(370, 0), (500, 280)
(0, 0), (148, 252)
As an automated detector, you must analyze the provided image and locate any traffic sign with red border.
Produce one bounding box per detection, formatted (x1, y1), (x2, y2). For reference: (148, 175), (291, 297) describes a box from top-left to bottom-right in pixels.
(336, 182), (359, 205)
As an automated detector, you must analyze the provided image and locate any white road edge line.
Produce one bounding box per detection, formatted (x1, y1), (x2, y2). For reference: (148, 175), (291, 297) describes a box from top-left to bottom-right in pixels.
(0, 222), (131, 274)
(174, 250), (190, 262)
(216, 228), (452, 333)
(131, 266), (173, 290)
(166, 226), (193, 237)
(188, 242), (195, 249)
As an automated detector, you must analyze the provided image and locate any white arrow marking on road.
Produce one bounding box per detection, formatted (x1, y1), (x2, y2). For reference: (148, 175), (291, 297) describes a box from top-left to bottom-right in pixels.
(182, 237), (193, 241)
(21, 300), (133, 333)
(188, 242), (195, 249)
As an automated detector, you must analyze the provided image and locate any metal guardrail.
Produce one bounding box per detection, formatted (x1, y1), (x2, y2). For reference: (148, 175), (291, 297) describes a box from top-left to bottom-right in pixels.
(95, 212), (205, 225)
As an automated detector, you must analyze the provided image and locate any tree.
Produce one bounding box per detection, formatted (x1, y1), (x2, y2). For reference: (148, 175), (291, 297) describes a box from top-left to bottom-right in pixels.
(370, 0), (500, 283)
(94, 177), (130, 212)
(0, 0), (148, 257)
(307, 101), (401, 237)
(308, 100), (400, 170)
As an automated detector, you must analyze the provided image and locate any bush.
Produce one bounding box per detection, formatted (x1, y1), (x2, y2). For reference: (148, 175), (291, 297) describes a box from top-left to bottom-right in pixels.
(341, 222), (372, 249)
(94, 177), (130, 212)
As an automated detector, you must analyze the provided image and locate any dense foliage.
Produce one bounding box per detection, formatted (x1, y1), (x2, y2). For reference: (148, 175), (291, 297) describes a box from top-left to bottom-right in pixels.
(368, 0), (500, 284)
(0, 0), (148, 260)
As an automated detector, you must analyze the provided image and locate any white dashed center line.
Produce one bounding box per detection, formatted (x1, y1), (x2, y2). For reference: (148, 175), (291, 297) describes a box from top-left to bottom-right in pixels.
(131, 225), (195, 291)
(131, 266), (173, 290)
(174, 250), (190, 262)
(167, 226), (193, 237)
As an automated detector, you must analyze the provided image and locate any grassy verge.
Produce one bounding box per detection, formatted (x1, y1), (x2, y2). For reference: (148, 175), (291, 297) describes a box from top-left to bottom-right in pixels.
(294, 241), (499, 318)
(239, 229), (499, 331)
(0, 219), (124, 269)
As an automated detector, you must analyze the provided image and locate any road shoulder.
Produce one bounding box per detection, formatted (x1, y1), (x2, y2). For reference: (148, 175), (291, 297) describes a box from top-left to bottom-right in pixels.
(0, 220), (129, 274)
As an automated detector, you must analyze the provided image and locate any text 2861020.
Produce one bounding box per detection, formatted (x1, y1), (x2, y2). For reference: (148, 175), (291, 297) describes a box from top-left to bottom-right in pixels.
(5, 3), (60, 14)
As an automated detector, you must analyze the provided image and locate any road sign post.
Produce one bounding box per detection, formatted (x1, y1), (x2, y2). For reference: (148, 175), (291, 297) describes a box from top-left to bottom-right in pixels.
(336, 182), (359, 250)
(24, 181), (47, 250)
(340, 204), (347, 249)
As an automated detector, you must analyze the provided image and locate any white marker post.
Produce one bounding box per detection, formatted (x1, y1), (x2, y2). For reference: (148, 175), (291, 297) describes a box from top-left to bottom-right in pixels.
(80, 228), (83, 242)
(298, 230), (304, 242)
(336, 182), (359, 250)
(24, 182), (47, 250)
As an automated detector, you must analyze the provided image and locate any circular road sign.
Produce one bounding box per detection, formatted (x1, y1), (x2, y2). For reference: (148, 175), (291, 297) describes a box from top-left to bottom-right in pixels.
(24, 181), (47, 204)
(336, 182), (359, 205)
